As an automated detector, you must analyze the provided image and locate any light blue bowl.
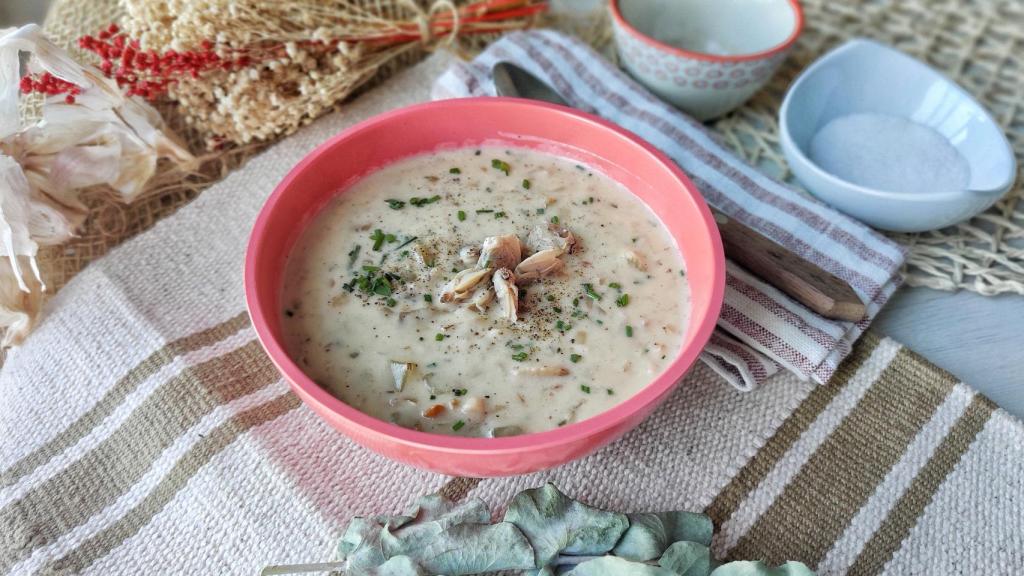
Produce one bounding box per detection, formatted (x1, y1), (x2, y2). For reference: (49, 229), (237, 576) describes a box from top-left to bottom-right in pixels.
(780, 38), (1016, 232)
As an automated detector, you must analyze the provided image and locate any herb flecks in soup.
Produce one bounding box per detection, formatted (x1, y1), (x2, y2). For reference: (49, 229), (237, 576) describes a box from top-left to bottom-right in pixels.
(281, 147), (689, 436)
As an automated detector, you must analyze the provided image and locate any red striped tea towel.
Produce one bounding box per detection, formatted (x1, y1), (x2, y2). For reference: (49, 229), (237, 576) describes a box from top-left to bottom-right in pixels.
(432, 30), (906, 391)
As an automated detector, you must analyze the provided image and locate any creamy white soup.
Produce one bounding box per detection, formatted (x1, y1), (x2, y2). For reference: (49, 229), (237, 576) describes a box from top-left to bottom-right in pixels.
(280, 146), (689, 436)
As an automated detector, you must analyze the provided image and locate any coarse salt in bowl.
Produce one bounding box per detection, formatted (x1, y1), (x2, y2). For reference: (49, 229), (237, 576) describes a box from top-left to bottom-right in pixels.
(244, 98), (724, 477)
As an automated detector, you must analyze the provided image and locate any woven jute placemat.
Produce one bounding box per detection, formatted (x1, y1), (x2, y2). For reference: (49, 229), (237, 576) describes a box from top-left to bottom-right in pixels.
(37, 0), (1024, 298)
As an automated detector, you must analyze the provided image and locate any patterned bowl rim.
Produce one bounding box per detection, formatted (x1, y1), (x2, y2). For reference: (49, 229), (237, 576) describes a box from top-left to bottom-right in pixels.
(609, 0), (804, 63)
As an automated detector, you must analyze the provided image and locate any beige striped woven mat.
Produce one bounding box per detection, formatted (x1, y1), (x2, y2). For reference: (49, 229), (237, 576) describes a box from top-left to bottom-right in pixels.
(1, 54), (1021, 575)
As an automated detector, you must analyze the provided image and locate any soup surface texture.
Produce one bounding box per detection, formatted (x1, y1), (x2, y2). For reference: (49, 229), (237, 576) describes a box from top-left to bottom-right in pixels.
(281, 146), (689, 436)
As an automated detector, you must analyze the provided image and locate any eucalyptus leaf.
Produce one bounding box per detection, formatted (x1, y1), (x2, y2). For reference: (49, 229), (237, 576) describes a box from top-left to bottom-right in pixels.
(562, 556), (677, 575)
(612, 512), (713, 561)
(357, 555), (425, 576)
(709, 561), (815, 576)
(413, 522), (535, 575)
(657, 541), (711, 576)
(381, 496), (491, 557)
(504, 483), (629, 566)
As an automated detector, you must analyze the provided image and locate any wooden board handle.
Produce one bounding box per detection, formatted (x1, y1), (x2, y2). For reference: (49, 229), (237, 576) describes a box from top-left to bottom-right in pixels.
(712, 209), (867, 322)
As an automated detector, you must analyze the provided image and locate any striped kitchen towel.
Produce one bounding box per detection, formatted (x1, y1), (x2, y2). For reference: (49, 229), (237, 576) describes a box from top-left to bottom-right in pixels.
(433, 30), (907, 391)
(2, 53), (1020, 575)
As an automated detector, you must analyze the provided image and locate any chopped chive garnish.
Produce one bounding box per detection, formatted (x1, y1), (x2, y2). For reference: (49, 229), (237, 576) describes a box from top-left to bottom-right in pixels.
(570, 353), (582, 363)
(385, 233), (397, 243)
(386, 199), (405, 210)
(522, 179), (531, 189)
(449, 167), (461, 174)
(580, 385), (591, 394)
(553, 306), (562, 313)
(410, 195), (442, 207)
(583, 283), (602, 301)
(452, 420), (465, 431)
(607, 389), (614, 395)
(680, 270), (686, 276)
(536, 207), (546, 215)
(435, 333), (445, 341)
(616, 294), (630, 307)
(625, 325), (634, 337)
(385, 298), (397, 307)
(491, 158), (511, 175)
(476, 209), (494, 214)
(430, 394), (436, 400)
(347, 245), (361, 269)
(608, 282), (622, 291)
(511, 351), (529, 362)
(393, 236), (418, 251)
(362, 265), (380, 273)
(550, 215), (559, 224)
(494, 211), (507, 219)
(457, 210), (467, 221)
(423, 294), (433, 303)
(453, 388), (468, 396)
(572, 297), (580, 307)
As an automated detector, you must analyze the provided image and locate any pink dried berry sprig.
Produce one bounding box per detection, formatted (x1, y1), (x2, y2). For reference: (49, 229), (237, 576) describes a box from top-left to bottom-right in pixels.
(19, 72), (82, 104)
(77, 23), (254, 100)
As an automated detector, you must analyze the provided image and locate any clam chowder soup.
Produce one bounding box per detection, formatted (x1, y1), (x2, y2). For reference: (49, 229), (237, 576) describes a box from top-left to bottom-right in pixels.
(281, 147), (689, 436)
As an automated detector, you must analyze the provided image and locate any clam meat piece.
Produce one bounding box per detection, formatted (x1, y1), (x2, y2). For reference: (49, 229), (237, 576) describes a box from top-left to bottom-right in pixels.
(389, 361), (416, 392)
(514, 248), (565, 283)
(458, 245), (481, 266)
(468, 286), (495, 314)
(477, 234), (522, 270)
(492, 268), (519, 322)
(526, 223), (578, 254)
(623, 249), (648, 271)
(512, 365), (570, 377)
(438, 267), (492, 303)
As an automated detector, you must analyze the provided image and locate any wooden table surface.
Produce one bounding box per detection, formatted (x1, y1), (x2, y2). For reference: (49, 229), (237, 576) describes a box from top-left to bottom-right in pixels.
(873, 286), (1024, 419)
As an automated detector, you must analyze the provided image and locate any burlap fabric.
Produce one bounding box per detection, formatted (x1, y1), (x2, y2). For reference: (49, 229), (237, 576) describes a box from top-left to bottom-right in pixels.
(36, 0), (1024, 301)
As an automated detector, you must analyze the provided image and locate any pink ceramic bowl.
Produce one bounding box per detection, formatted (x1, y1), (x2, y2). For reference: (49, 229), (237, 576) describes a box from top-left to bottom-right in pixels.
(245, 98), (724, 477)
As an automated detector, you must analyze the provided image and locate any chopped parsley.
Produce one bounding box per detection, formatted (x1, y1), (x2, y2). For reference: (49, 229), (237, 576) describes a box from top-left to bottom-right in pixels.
(457, 210), (467, 221)
(607, 389), (615, 395)
(570, 353), (582, 363)
(435, 333), (445, 341)
(583, 283), (602, 301)
(536, 207), (546, 215)
(452, 420), (465, 431)
(522, 178), (531, 189)
(556, 320), (572, 332)
(494, 211), (507, 219)
(550, 215), (560, 224)
(386, 199), (405, 210)
(511, 351), (529, 362)
(491, 158), (511, 175)
(369, 229), (397, 251)
(453, 388), (468, 396)
(385, 297), (397, 307)
(449, 167), (461, 174)
(625, 325), (634, 337)
(616, 294), (630, 307)
(423, 294), (433, 303)
(580, 385), (591, 394)
(410, 195), (441, 207)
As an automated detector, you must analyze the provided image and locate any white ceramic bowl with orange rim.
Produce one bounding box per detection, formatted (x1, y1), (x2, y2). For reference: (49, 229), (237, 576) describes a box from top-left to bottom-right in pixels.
(610, 0), (804, 120)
